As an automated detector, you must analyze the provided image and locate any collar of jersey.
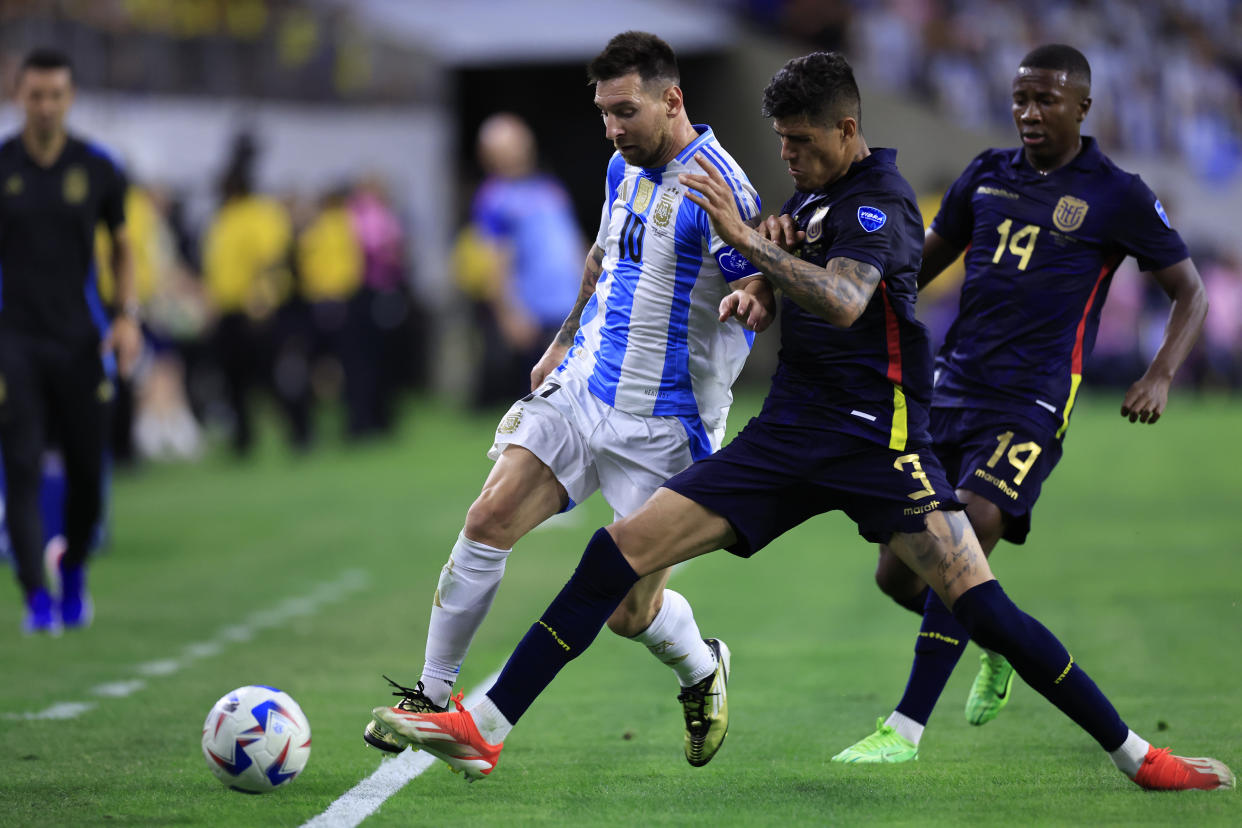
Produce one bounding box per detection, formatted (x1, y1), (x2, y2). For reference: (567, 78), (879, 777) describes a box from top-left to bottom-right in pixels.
(11, 132), (77, 169)
(1008, 135), (1101, 174)
(792, 147), (895, 211)
(673, 124), (715, 166)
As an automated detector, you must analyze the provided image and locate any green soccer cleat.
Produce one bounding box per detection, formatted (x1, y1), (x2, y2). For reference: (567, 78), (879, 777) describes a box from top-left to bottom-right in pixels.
(831, 718), (919, 763)
(965, 651), (1015, 726)
(363, 675), (446, 753)
(679, 638), (731, 767)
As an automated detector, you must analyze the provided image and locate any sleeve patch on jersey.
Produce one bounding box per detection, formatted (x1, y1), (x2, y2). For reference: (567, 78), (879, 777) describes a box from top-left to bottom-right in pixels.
(1154, 199), (1171, 228)
(857, 206), (887, 233)
(715, 245), (759, 280)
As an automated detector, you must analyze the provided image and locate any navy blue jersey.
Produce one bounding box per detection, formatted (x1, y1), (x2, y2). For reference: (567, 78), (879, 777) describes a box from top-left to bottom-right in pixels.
(761, 148), (934, 451)
(0, 134), (128, 344)
(930, 137), (1189, 435)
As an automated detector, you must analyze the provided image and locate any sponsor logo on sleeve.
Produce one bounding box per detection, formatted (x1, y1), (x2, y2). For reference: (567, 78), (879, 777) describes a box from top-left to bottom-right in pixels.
(1154, 199), (1171, 228)
(857, 205), (887, 232)
(717, 246), (755, 279)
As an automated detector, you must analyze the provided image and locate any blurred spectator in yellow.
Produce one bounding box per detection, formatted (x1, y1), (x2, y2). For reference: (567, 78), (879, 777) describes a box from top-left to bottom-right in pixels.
(296, 186), (368, 437)
(202, 136), (308, 455)
(464, 113), (584, 408)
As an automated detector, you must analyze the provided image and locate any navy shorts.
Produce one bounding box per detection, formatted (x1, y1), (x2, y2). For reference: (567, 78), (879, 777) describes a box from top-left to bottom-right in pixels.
(662, 416), (964, 557)
(930, 406), (1064, 544)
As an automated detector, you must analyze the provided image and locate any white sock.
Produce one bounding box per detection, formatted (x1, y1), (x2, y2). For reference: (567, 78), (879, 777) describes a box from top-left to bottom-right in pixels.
(420, 532), (510, 707)
(1108, 729), (1152, 778)
(630, 589), (716, 687)
(885, 711), (925, 746)
(470, 695), (513, 744)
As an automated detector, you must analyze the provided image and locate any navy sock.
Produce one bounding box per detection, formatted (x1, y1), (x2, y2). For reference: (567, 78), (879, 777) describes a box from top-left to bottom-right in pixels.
(486, 528), (640, 724)
(895, 589), (970, 725)
(952, 580), (1128, 751)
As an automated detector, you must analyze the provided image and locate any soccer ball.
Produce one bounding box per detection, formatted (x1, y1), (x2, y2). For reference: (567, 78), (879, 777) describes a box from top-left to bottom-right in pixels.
(201, 685), (312, 793)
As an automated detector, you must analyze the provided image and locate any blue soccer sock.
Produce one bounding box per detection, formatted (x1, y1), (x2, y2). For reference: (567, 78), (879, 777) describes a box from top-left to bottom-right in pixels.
(951, 579), (1128, 751)
(485, 527), (640, 725)
(894, 589), (971, 728)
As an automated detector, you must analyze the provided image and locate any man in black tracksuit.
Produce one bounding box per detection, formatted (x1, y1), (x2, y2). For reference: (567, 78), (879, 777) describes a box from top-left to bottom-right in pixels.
(0, 49), (140, 634)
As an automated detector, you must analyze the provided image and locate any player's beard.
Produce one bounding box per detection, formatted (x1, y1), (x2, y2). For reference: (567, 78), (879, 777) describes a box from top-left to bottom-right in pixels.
(620, 125), (672, 169)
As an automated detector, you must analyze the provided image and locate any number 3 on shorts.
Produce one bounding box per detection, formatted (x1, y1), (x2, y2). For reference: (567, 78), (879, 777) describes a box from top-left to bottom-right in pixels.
(894, 453), (936, 501)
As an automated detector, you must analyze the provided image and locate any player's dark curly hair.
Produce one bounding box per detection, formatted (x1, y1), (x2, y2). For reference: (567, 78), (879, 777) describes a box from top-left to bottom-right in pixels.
(20, 47), (73, 80)
(587, 31), (679, 88)
(1019, 44), (1091, 91)
(762, 52), (861, 128)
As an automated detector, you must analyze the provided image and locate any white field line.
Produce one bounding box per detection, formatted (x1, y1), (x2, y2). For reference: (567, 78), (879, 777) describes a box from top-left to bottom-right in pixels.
(299, 671), (502, 828)
(3, 569), (369, 721)
(302, 558), (693, 827)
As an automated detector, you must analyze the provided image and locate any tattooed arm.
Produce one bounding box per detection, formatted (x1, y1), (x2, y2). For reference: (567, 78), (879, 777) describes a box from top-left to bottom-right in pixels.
(679, 154), (880, 326)
(742, 237), (881, 327)
(530, 244), (605, 389)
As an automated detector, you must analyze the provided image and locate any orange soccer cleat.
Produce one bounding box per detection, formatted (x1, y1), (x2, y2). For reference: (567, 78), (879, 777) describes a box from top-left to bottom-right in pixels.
(1132, 746), (1235, 792)
(371, 693), (502, 781)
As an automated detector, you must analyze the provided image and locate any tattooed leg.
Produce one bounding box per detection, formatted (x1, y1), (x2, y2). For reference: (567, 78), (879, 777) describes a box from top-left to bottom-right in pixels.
(888, 509), (994, 609)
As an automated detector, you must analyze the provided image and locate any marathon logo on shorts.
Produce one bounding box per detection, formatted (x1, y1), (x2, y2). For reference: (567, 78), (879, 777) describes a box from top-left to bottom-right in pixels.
(973, 468), (1020, 500)
(857, 205), (887, 233)
(903, 499), (941, 516)
(1154, 199), (1171, 228)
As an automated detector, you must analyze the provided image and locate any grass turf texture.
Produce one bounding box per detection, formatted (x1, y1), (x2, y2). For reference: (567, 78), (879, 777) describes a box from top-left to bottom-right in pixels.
(1, 393), (1238, 826)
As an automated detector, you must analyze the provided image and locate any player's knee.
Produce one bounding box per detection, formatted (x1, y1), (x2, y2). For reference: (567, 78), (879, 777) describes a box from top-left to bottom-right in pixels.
(874, 547), (921, 601)
(962, 493), (1005, 553)
(462, 493), (515, 547)
(604, 597), (655, 638)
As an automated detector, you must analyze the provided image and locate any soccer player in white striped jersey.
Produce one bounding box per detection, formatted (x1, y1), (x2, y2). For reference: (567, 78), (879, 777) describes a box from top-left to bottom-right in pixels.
(364, 31), (774, 769)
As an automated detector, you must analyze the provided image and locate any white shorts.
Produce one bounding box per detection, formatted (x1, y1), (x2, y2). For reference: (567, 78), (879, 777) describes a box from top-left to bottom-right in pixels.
(488, 372), (713, 520)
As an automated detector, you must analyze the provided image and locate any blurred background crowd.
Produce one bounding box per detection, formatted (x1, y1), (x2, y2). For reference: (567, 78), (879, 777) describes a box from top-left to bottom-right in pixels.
(0, 0), (1239, 483)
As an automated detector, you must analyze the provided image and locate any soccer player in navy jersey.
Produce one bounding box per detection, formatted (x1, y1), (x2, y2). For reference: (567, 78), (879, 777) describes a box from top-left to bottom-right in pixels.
(364, 31), (773, 768)
(833, 44), (1215, 769)
(371, 50), (1232, 790)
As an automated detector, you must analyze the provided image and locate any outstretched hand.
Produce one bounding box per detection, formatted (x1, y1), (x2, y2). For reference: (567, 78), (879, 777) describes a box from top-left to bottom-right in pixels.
(678, 155), (749, 249)
(1120, 374), (1170, 424)
(719, 287), (773, 333)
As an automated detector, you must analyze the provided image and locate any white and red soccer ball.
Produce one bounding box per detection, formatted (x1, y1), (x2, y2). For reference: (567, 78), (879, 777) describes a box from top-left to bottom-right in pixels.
(201, 685), (311, 793)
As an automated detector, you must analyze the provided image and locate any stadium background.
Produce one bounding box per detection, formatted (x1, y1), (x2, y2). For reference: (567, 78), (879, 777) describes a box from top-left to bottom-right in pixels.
(0, 2), (1240, 826)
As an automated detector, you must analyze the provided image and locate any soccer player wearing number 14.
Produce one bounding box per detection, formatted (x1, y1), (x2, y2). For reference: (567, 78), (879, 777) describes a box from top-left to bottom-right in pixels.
(833, 45), (1218, 783)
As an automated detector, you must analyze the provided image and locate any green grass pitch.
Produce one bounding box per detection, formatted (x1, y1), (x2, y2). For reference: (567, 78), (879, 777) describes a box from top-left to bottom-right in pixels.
(1, 393), (1238, 826)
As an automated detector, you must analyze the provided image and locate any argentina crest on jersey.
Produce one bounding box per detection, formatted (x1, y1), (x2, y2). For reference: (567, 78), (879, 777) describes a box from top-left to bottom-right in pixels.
(857, 205), (887, 232)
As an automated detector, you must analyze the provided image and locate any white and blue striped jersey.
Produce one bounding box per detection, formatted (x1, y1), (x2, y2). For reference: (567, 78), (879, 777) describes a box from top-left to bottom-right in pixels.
(555, 126), (761, 457)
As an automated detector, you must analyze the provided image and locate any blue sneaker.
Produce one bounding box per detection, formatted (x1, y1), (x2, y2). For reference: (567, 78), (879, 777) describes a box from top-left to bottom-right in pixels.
(59, 563), (93, 629)
(23, 588), (62, 636)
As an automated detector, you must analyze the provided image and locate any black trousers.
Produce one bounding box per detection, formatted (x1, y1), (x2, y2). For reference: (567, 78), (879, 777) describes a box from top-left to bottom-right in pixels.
(0, 328), (110, 596)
